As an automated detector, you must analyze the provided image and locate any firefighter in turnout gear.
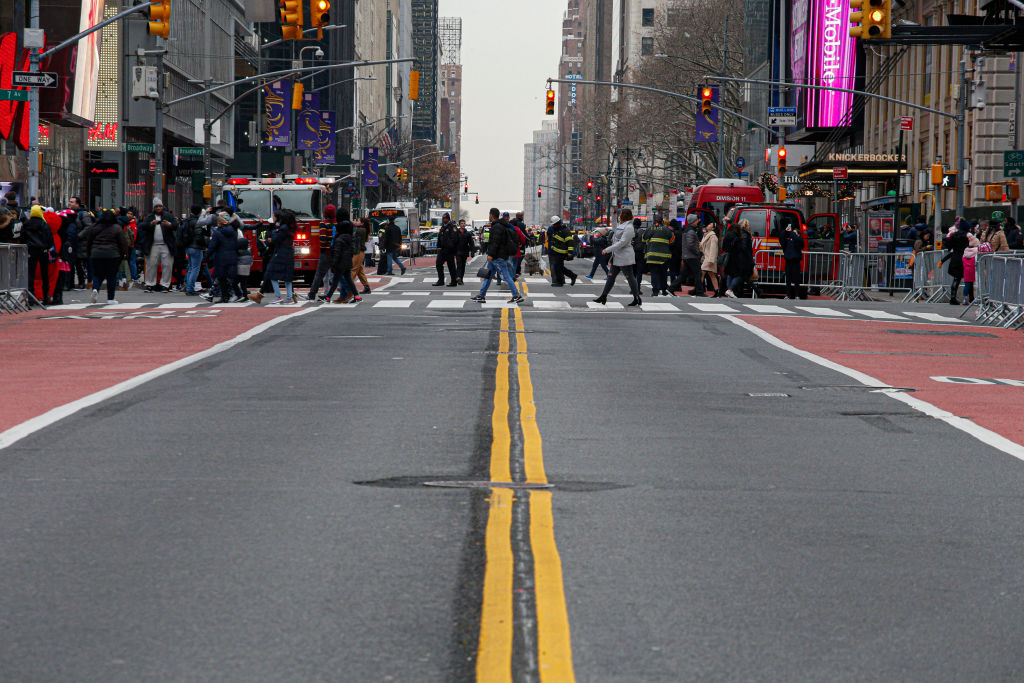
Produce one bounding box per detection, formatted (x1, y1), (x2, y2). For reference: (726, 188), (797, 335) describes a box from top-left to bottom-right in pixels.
(546, 216), (577, 286)
(644, 218), (676, 296)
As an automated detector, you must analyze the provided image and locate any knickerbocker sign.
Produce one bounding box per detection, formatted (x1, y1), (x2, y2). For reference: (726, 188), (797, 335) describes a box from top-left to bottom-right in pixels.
(827, 152), (907, 163)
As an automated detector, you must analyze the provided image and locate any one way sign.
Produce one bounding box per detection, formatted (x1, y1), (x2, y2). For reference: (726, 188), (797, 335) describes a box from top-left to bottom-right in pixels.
(12, 71), (57, 88)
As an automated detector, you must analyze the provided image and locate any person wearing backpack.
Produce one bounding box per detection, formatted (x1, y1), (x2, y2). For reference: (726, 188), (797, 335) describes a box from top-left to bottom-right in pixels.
(233, 217), (252, 302)
(0, 190), (25, 243)
(433, 213), (459, 286)
(547, 217), (577, 286)
(308, 203), (337, 300)
(471, 208), (523, 304)
(22, 205), (56, 305)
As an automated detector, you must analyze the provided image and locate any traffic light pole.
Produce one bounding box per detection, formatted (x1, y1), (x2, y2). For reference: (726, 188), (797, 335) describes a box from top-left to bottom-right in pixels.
(27, 0), (39, 201)
(956, 54), (967, 218)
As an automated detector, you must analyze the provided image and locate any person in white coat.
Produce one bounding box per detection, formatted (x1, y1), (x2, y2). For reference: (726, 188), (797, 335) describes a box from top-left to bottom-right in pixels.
(593, 208), (642, 307)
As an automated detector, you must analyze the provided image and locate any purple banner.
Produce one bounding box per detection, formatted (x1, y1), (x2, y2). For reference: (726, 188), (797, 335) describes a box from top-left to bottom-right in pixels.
(296, 92), (320, 151)
(695, 86), (719, 144)
(362, 146), (379, 187)
(806, 0), (856, 127)
(313, 111), (336, 165)
(263, 80), (291, 147)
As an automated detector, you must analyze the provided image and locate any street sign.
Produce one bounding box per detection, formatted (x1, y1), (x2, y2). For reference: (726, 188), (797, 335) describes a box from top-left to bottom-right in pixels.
(12, 71), (57, 88)
(832, 167), (848, 180)
(941, 171), (958, 189)
(174, 146), (204, 157)
(900, 116), (914, 131)
(1004, 150), (1024, 178)
(0, 89), (30, 102)
(768, 106), (797, 127)
(126, 142), (154, 153)
(735, 156), (746, 169)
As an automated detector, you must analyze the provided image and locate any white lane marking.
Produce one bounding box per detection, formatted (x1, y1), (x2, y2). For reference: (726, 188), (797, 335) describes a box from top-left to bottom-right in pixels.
(586, 301), (624, 309)
(44, 303), (91, 309)
(217, 302), (255, 307)
(482, 302), (518, 309)
(0, 307), (321, 452)
(904, 311), (966, 324)
(725, 316), (1024, 461)
(567, 293), (593, 298)
(373, 300), (414, 308)
(526, 292), (556, 298)
(366, 278), (384, 282)
(442, 291), (473, 296)
(531, 300), (571, 310)
(689, 302), (739, 312)
(157, 302), (200, 309)
(851, 309), (909, 320)
(101, 303), (147, 309)
(427, 300), (467, 309)
(640, 302), (679, 312)
(401, 292), (431, 296)
(795, 306), (850, 317)
(744, 304), (794, 314)
(526, 278), (549, 284)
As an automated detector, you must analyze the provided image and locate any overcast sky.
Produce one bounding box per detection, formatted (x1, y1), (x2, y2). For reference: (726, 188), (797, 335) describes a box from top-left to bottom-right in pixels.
(438, 0), (565, 221)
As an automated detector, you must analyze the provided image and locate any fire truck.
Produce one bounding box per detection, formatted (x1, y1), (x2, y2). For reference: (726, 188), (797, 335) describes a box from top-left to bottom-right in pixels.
(222, 176), (337, 280)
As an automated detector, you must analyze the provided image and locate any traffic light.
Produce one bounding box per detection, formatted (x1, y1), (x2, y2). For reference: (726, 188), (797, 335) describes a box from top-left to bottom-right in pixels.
(931, 163), (944, 185)
(701, 86), (713, 117)
(464, 184), (468, 193)
(849, 0), (890, 40)
(310, 0), (330, 38)
(577, 195), (582, 202)
(409, 70), (420, 101)
(1006, 181), (1020, 201)
(985, 184), (1003, 201)
(586, 180), (593, 194)
(279, 0), (304, 41)
(596, 194), (601, 201)
(475, 196), (479, 204)
(545, 89), (555, 116)
(148, 0), (171, 39)
(537, 187), (542, 198)
(778, 187), (787, 201)
(777, 146), (787, 174)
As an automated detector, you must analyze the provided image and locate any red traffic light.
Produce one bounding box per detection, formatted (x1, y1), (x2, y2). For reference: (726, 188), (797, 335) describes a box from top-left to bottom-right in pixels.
(778, 147), (787, 159)
(464, 184), (468, 193)
(701, 87), (712, 99)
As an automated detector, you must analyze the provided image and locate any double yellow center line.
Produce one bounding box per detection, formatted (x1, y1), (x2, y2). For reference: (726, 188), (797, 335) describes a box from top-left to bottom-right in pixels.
(477, 307), (575, 682)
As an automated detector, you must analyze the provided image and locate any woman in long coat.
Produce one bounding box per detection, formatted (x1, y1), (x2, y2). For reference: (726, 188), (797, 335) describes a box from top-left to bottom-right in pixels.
(264, 210), (296, 303)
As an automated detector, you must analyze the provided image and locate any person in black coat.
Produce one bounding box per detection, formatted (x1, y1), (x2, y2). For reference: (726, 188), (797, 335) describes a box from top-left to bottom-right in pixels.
(138, 202), (177, 291)
(325, 217), (360, 303)
(203, 211), (239, 303)
(455, 219), (475, 284)
(434, 213), (459, 286)
(940, 219), (970, 305)
(777, 222), (805, 299)
(722, 220), (754, 298)
(587, 228), (610, 278)
(384, 215), (406, 275)
(22, 205), (56, 304)
(259, 210), (296, 303)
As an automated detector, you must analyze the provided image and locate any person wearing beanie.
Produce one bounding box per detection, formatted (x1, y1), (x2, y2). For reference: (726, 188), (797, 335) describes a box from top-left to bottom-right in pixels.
(22, 204), (56, 305)
(139, 201), (177, 291)
(78, 209), (130, 304)
(939, 219), (969, 304)
(308, 203), (337, 300)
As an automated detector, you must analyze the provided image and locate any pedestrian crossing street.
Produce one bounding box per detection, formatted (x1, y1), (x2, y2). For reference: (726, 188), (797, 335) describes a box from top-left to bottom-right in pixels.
(45, 292), (969, 323)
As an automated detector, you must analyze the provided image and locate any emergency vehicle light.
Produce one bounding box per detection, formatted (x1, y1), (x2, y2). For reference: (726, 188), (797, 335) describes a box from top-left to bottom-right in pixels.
(227, 178), (250, 185)
(294, 177), (318, 184)
(296, 233), (308, 240)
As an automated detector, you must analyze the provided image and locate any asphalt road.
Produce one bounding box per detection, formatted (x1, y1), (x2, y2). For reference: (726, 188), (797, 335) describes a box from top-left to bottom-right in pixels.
(2, 270), (1024, 681)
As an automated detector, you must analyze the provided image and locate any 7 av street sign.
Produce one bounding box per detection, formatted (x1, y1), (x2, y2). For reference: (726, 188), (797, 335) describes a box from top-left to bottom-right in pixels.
(12, 71), (57, 88)
(0, 88), (30, 102)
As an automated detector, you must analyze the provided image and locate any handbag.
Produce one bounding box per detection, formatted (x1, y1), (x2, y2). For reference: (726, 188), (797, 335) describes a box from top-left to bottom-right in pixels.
(476, 265), (492, 280)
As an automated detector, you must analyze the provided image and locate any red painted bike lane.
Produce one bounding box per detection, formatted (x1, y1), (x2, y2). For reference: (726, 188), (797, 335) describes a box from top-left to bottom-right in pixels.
(737, 315), (1024, 448)
(0, 306), (314, 435)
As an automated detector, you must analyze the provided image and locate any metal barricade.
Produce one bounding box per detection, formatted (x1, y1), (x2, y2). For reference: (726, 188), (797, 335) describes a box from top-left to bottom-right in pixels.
(836, 252), (872, 301)
(0, 243), (37, 313)
(903, 250), (953, 303)
(967, 253), (1024, 328)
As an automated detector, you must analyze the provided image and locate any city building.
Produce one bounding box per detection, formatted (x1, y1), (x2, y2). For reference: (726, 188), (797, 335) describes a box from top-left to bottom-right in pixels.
(411, 0), (439, 144)
(523, 120), (560, 226)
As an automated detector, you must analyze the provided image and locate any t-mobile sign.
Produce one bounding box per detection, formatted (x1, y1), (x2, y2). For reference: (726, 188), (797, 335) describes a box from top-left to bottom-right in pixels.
(805, 0), (857, 127)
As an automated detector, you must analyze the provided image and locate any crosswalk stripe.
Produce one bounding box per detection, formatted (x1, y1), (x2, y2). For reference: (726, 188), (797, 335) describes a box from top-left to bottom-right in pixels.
(157, 302), (200, 309)
(640, 302), (679, 312)
(688, 302), (739, 312)
(532, 300), (571, 310)
(427, 300), (466, 309)
(903, 312), (966, 323)
(482, 302), (519, 309)
(442, 291), (473, 296)
(102, 303), (147, 309)
(850, 309), (908, 320)
(795, 306), (850, 317)
(567, 293), (592, 298)
(401, 292), (431, 296)
(587, 301), (624, 309)
(527, 293), (556, 298)
(373, 300), (414, 308)
(744, 304), (793, 314)
(526, 278), (549, 284)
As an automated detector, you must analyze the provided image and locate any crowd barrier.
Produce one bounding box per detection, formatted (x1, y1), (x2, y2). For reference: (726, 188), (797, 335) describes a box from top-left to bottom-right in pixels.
(0, 244), (39, 313)
(962, 253), (1024, 329)
(746, 250), (915, 300)
(903, 250), (954, 303)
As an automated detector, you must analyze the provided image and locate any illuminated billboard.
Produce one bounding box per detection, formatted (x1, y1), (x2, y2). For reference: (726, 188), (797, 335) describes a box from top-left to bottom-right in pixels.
(71, 0), (103, 122)
(805, 0), (856, 127)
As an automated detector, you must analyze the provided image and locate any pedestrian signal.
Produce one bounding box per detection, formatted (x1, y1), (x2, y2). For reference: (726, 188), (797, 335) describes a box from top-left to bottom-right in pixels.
(849, 0), (890, 39)
(148, 0), (171, 39)
(545, 89), (555, 116)
(701, 87), (713, 117)
(409, 70), (420, 101)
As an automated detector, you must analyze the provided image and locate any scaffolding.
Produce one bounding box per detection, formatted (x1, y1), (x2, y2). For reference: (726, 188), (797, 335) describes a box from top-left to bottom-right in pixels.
(439, 16), (462, 66)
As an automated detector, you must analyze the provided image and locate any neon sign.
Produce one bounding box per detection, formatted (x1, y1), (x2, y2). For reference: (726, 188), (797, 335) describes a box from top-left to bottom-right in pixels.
(806, 0), (856, 127)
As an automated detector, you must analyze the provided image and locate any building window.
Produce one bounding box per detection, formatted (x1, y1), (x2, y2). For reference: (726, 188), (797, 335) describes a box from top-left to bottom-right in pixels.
(641, 37), (654, 55)
(641, 8), (654, 26)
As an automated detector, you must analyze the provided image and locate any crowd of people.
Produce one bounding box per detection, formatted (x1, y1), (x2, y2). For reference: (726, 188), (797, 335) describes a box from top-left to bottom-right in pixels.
(937, 214), (1021, 305)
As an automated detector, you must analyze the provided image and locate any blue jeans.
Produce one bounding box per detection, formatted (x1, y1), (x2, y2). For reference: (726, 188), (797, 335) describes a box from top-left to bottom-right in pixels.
(727, 275), (743, 293)
(185, 247), (204, 292)
(271, 280), (294, 300)
(589, 252), (610, 277)
(478, 258), (520, 297)
(386, 252), (405, 274)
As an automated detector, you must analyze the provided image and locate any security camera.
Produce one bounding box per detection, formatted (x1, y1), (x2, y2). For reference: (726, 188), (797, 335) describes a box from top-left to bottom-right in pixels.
(314, 48), (324, 59)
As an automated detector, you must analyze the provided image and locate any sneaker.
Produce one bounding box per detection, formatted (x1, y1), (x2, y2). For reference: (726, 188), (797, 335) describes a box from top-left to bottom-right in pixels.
(362, 287), (372, 294)
(351, 296), (362, 303)
(508, 295), (524, 304)
(89, 289), (98, 303)
(306, 293), (317, 301)
(106, 299), (119, 305)
(200, 292), (214, 301)
(724, 290), (737, 298)
(585, 274), (593, 279)
(144, 286), (155, 293)
(470, 295), (486, 303)
(269, 298), (285, 304)
(230, 296), (247, 303)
